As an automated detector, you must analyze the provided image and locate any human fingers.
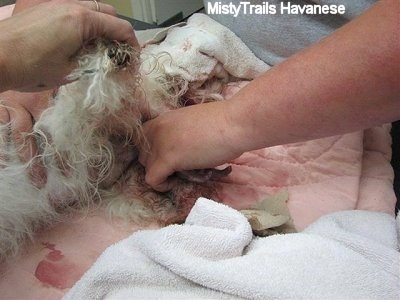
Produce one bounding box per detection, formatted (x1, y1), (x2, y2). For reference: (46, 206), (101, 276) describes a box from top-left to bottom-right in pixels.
(78, 0), (117, 16)
(79, 6), (139, 47)
(13, 0), (50, 14)
(7, 103), (47, 187)
(143, 160), (179, 192)
(143, 160), (178, 192)
(138, 138), (176, 192)
(13, 0), (117, 16)
(0, 105), (11, 162)
(0, 90), (52, 122)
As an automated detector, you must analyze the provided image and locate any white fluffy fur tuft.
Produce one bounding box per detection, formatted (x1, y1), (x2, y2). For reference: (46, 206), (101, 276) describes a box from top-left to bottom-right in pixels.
(0, 40), (229, 262)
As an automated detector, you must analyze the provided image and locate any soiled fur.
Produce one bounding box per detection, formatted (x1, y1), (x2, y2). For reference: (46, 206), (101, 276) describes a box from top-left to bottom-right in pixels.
(0, 40), (230, 261)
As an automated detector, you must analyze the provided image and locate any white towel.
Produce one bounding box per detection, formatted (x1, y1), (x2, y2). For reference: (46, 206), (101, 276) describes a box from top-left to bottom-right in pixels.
(140, 13), (270, 84)
(64, 198), (400, 299)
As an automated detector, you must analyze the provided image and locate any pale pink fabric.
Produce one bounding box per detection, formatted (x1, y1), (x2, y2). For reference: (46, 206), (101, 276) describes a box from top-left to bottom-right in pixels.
(220, 126), (395, 230)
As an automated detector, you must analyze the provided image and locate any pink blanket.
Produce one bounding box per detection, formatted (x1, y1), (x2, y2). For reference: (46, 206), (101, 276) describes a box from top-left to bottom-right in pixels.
(0, 6), (396, 299)
(221, 125), (396, 230)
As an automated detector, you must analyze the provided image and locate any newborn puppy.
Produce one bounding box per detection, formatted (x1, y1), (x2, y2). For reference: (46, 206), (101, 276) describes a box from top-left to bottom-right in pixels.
(0, 40), (231, 261)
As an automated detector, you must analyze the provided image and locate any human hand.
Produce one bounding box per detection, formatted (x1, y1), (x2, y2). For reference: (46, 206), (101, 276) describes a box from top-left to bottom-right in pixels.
(0, 0), (138, 92)
(0, 90), (51, 187)
(13, 0), (52, 14)
(138, 101), (244, 192)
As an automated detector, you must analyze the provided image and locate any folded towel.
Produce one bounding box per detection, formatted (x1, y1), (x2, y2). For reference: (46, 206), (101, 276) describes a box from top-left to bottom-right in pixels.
(141, 13), (269, 84)
(64, 198), (399, 299)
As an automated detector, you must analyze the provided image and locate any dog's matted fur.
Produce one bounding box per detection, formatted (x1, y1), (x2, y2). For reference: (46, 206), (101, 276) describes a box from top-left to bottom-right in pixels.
(0, 40), (232, 262)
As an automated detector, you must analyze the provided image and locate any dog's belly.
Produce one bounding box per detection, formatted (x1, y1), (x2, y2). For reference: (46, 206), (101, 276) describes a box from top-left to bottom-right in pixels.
(0, 212), (142, 295)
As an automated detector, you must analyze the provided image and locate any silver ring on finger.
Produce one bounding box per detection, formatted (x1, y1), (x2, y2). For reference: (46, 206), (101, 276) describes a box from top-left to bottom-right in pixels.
(92, 0), (100, 12)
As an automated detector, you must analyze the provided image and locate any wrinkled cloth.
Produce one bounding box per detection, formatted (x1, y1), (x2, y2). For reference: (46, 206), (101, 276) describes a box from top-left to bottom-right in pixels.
(141, 13), (270, 83)
(64, 198), (400, 299)
(219, 125), (396, 230)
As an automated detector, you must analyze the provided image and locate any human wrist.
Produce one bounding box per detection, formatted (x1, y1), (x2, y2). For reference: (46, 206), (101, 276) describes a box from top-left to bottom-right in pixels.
(223, 99), (255, 157)
(223, 78), (283, 154)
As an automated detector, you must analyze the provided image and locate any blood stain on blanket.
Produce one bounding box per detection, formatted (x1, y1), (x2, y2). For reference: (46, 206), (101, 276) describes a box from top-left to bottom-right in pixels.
(42, 242), (64, 261)
(34, 242), (83, 289)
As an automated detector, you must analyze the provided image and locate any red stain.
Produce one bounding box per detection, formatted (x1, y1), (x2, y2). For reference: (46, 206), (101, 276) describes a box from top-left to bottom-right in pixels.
(42, 242), (64, 261)
(34, 242), (82, 289)
(46, 249), (64, 261)
(35, 260), (74, 289)
(42, 242), (56, 251)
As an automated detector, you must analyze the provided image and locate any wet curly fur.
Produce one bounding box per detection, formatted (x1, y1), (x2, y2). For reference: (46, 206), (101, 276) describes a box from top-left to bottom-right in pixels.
(0, 40), (230, 261)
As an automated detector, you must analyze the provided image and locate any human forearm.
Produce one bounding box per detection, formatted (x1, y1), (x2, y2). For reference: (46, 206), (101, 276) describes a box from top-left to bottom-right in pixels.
(226, 0), (400, 153)
(0, 35), (13, 92)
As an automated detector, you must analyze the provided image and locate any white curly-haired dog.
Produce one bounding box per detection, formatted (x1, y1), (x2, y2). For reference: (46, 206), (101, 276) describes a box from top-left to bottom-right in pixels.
(0, 40), (231, 261)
